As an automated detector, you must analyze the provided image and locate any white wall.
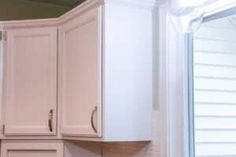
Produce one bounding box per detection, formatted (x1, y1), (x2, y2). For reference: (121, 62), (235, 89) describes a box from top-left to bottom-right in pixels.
(194, 17), (236, 157)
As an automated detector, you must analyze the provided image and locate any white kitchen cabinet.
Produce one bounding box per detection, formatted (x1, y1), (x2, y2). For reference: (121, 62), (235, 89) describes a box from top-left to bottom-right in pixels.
(59, 0), (154, 141)
(0, 0), (155, 141)
(1, 140), (101, 157)
(2, 27), (58, 136)
(1, 140), (64, 157)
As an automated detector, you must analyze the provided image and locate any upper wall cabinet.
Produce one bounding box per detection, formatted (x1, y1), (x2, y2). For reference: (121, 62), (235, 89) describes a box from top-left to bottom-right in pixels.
(59, 7), (102, 137)
(0, 0), (156, 142)
(59, 0), (154, 141)
(2, 27), (58, 136)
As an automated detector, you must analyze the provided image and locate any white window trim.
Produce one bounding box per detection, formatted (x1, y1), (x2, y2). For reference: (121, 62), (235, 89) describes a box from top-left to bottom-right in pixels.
(158, 1), (236, 157)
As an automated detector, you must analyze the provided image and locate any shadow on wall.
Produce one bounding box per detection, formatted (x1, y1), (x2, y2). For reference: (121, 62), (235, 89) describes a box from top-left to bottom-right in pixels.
(0, 0), (70, 20)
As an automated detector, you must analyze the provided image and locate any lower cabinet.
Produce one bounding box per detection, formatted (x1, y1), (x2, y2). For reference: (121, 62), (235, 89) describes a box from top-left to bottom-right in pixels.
(1, 141), (64, 157)
(0, 140), (102, 157)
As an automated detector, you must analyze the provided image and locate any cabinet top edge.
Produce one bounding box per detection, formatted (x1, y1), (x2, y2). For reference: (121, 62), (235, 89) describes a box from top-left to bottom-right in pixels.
(0, 18), (59, 30)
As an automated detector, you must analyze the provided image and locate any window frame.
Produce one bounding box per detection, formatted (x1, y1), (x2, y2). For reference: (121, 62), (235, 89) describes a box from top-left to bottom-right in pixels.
(158, 2), (236, 157)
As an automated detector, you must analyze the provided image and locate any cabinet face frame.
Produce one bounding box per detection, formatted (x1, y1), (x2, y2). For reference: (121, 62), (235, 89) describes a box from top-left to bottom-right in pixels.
(2, 27), (58, 136)
(59, 6), (103, 138)
(1, 141), (64, 157)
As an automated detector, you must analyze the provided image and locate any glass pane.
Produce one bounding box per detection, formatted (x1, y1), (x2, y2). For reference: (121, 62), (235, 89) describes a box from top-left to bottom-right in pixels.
(193, 12), (236, 157)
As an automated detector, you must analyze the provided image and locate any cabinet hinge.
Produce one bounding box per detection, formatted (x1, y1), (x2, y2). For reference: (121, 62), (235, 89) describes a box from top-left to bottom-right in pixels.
(2, 124), (5, 135)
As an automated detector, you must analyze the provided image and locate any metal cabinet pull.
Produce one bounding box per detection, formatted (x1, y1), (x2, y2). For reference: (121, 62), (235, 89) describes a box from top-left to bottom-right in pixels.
(48, 109), (53, 132)
(91, 106), (98, 133)
(0, 31), (7, 41)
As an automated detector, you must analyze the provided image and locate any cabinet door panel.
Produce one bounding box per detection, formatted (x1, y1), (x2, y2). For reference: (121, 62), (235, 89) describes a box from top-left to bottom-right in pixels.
(59, 8), (102, 137)
(3, 27), (58, 136)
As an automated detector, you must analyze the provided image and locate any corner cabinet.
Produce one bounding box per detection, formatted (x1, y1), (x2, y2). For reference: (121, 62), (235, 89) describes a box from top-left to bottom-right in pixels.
(59, 1), (153, 141)
(2, 27), (58, 136)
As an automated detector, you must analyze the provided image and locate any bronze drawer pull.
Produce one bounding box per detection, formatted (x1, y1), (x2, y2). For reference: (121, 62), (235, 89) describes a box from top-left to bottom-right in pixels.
(91, 106), (98, 133)
(48, 109), (53, 132)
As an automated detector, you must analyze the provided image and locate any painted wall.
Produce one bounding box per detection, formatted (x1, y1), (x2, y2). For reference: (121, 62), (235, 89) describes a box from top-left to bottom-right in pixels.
(0, 0), (70, 20)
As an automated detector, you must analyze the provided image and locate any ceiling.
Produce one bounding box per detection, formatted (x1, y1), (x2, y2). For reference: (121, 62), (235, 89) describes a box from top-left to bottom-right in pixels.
(27, 0), (85, 7)
(0, 0), (86, 20)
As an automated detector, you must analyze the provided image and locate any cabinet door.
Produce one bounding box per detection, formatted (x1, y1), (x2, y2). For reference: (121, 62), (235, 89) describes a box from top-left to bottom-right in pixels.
(3, 27), (58, 136)
(1, 141), (63, 157)
(59, 7), (102, 137)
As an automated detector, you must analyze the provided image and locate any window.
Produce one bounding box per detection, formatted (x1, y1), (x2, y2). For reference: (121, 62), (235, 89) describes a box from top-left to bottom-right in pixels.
(192, 7), (236, 157)
(158, 2), (236, 157)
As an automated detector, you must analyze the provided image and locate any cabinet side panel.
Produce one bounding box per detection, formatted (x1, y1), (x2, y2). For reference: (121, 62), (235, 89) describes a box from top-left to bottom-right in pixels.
(103, 4), (153, 141)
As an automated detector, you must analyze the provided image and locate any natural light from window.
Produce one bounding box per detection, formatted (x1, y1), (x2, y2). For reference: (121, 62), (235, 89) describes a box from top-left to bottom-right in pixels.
(194, 12), (236, 157)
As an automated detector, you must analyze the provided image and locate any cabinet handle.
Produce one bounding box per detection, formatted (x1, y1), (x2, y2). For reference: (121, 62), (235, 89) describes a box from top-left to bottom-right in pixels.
(48, 109), (53, 132)
(0, 31), (7, 41)
(91, 106), (98, 133)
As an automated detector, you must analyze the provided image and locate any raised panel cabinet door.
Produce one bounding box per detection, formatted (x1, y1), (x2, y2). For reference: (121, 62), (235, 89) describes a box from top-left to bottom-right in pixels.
(59, 7), (102, 137)
(3, 27), (58, 136)
(1, 141), (63, 157)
